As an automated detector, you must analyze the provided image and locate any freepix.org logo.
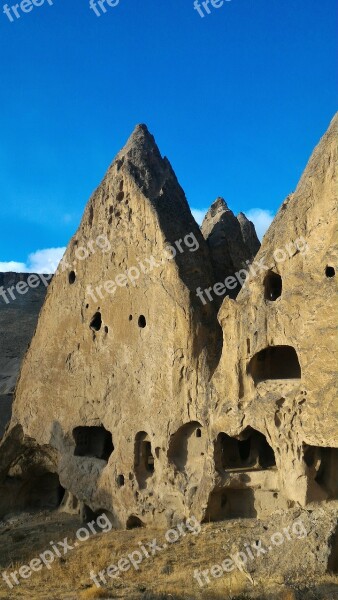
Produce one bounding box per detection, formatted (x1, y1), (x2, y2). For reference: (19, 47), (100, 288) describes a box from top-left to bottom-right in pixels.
(2, 513), (113, 590)
(3, 0), (54, 22)
(193, 0), (231, 18)
(89, 0), (120, 18)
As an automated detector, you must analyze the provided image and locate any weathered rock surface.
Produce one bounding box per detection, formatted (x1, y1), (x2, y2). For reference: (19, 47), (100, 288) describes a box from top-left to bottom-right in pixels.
(0, 116), (337, 580)
(201, 198), (260, 298)
(210, 112), (338, 512)
(0, 273), (49, 438)
(237, 210), (261, 255)
(0, 125), (222, 526)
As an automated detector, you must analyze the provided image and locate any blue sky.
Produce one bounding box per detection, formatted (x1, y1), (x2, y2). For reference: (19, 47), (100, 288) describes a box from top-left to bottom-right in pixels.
(0, 0), (336, 272)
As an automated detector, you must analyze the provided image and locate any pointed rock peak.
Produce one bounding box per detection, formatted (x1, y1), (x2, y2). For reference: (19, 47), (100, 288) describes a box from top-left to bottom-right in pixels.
(125, 123), (156, 150)
(201, 198), (256, 299)
(110, 123), (177, 202)
(133, 123), (150, 134)
(237, 212), (260, 257)
(202, 196), (240, 237)
(201, 198), (237, 237)
(116, 123), (162, 165)
(237, 211), (248, 223)
(211, 197), (229, 214)
(99, 125), (205, 271)
(202, 197), (230, 224)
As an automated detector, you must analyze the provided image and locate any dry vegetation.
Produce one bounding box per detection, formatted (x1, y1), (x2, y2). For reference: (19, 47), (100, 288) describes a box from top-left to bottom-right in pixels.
(0, 510), (337, 600)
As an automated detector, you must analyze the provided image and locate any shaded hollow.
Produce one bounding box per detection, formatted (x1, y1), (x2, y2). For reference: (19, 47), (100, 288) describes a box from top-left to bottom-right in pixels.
(303, 445), (338, 499)
(134, 432), (154, 488)
(138, 315), (146, 328)
(73, 426), (114, 462)
(0, 471), (64, 518)
(326, 266), (335, 278)
(247, 345), (301, 385)
(116, 474), (125, 487)
(214, 427), (276, 471)
(203, 488), (257, 522)
(69, 271), (76, 284)
(328, 525), (338, 573)
(126, 515), (144, 529)
(90, 312), (102, 332)
(264, 270), (282, 301)
(168, 422), (204, 472)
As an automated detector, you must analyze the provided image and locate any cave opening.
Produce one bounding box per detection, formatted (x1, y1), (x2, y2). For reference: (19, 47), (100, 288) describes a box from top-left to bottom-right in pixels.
(325, 266), (335, 278)
(215, 427), (276, 471)
(203, 488), (257, 522)
(73, 426), (114, 462)
(247, 345), (301, 385)
(138, 315), (146, 328)
(264, 271), (282, 301)
(69, 271), (76, 285)
(90, 312), (102, 332)
(167, 422), (204, 472)
(126, 515), (144, 529)
(303, 445), (338, 499)
(134, 432), (154, 488)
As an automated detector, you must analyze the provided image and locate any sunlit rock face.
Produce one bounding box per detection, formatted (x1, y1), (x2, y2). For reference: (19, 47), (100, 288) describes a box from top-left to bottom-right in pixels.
(1, 125), (222, 526)
(210, 113), (338, 514)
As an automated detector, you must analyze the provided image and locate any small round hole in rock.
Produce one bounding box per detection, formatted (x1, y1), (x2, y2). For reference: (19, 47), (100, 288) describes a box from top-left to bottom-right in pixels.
(69, 271), (76, 284)
(104, 326), (109, 334)
(129, 315), (133, 321)
(264, 271), (282, 301)
(138, 315), (146, 328)
(326, 266), (335, 278)
(126, 515), (144, 529)
(116, 474), (125, 487)
(90, 312), (102, 332)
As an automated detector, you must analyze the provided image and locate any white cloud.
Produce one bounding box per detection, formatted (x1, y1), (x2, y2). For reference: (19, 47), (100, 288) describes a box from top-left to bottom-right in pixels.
(0, 261), (27, 272)
(0, 247), (66, 274)
(245, 208), (274, 240)
(28, 248), (66, 273)
(191, 208), (208, 225)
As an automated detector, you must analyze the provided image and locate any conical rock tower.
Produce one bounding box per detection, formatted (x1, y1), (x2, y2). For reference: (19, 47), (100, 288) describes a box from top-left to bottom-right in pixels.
(2, 125), (222, 526)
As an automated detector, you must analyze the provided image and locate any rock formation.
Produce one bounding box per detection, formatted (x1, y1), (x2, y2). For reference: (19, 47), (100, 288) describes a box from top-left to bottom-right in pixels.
(0, 273), (49, 438)
(209, 112), (338, 516)
(201, 198), (260, 298)
(0, 125), (223, 524)
(0, 115), (337, 577)
(237, 211), (261, 255)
